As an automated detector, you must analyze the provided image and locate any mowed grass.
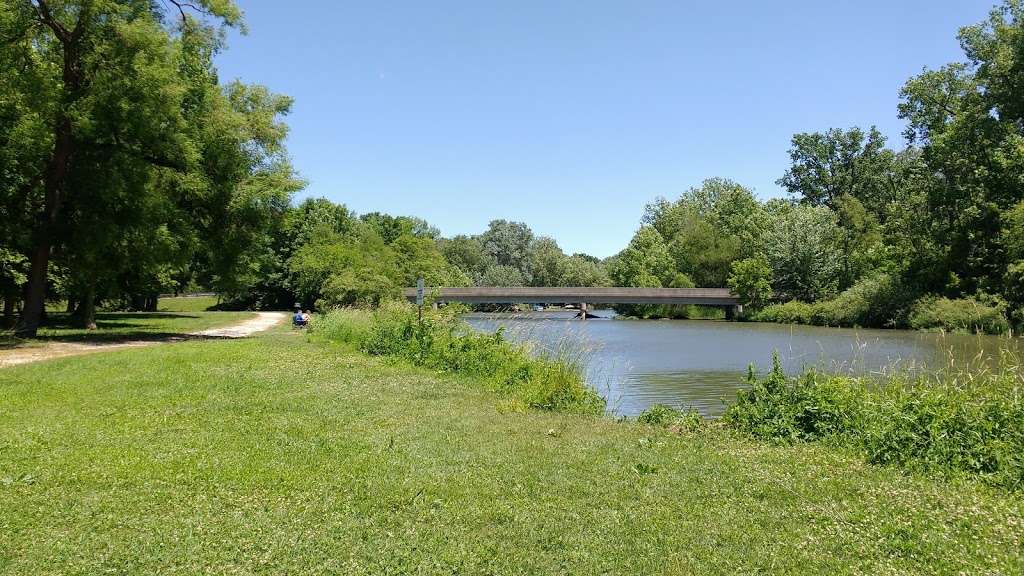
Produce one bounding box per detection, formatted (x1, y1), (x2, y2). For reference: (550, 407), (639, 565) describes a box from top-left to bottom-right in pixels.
(0, 330), (1021, 574)
(1, 308), (252, 347)
(158, 295), (221, 313)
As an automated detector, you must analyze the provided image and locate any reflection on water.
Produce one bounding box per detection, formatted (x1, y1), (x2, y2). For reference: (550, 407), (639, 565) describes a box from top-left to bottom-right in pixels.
(464, 310), (1019, 417)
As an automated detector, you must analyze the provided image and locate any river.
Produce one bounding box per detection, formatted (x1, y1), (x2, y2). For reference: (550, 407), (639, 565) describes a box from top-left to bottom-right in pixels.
(464, 310), (1019, 417)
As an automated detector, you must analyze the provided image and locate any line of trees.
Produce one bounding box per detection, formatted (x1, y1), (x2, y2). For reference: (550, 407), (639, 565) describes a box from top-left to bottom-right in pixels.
(220, 207), (612, 311)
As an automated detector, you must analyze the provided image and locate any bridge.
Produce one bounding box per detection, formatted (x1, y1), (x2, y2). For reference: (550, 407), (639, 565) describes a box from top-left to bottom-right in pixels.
(402, 287), (743, 319)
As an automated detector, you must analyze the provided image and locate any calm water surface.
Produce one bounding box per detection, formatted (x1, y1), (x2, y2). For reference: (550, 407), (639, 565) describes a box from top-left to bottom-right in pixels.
(464, 310), (1019, 417)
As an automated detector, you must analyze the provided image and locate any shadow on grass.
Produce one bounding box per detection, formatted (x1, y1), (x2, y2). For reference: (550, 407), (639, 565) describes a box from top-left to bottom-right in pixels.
(0, 312), (227, 349)
(1, 331), (238, 349)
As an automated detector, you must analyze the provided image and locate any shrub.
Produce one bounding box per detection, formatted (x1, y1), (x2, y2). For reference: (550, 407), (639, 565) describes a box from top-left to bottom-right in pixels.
(752, 300), (815, 324)
(312, 302), (606, 414)
(810, 273), (910, 327)
(908, 295), (1009, 334)
(754, 273), (912, 328)
(724, 354), (1024, 490)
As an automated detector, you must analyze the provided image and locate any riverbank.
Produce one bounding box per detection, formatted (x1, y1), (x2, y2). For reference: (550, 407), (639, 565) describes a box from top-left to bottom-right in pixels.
(3, 322), (1020, 573)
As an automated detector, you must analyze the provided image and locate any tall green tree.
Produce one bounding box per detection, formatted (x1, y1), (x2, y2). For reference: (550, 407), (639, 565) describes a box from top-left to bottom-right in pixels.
(527, 237), (568, 287)
(763, 202), (843, 302)
(899, 0), (1024, 297)
(6, 0), (250, 335)
(777, 127), (892, 212)
(479, 219), (534, 280)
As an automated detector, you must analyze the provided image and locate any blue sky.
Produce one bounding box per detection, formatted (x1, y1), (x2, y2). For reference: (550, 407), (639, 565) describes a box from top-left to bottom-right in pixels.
(214, 1), (993, 258)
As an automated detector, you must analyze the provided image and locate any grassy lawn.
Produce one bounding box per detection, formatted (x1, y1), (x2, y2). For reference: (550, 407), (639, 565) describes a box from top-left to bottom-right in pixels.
(0, 328), (1021, 574)
(1, 309), (253, 348)
(158, 295), (221, 313)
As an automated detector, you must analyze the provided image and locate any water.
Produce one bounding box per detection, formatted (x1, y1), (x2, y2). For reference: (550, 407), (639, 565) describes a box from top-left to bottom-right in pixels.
(464, 310), (1019, 417)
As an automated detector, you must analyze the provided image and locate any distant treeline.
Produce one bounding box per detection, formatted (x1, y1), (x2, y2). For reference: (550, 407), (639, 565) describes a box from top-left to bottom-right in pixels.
(2, 1), (1022, 335)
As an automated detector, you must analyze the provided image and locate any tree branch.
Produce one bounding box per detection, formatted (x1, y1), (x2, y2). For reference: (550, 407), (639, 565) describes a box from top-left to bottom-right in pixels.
(30, 0), (69, 43)
(70, 0), (94, 43)
(164, 0), (213, 25)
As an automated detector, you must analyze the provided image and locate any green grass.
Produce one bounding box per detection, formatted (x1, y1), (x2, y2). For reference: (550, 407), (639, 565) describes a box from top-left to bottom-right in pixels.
(1, 328), (1021, 574)
(158, 295), (221, 313)
(1, 309), (252, 347)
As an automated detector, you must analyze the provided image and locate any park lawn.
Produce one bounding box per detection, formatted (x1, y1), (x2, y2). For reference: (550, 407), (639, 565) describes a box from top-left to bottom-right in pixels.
(1, 309), (253, 347)
(158, 295), (221, 313)
(0, 329), (1021, 574)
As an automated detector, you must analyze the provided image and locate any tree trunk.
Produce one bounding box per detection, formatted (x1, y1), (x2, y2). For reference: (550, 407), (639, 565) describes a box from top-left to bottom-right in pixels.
(129, 294), (146, 311)
(73, 281), (97, 330)
(66, 297), (76, 314)
(14, 115), (75, 337)
(2, 293), (15, 329)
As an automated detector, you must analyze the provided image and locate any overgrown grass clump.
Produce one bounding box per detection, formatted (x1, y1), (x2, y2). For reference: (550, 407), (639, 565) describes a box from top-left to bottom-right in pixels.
(724, 353), (1024, 490)
(312, 302), (606, 414)
(637, 403), (707, 433)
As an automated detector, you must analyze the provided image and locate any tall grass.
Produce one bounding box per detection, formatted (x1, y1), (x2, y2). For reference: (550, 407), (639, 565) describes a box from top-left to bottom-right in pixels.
(311, 302), (606, 414)
(724, 351), (1024, 490)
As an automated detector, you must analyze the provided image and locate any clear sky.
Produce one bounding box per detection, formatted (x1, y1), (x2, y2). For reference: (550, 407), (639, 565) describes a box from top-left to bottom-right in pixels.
(214, 1), (994, 258)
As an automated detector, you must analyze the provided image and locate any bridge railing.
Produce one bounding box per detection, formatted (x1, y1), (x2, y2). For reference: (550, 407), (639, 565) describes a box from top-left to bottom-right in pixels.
(401, 286), (740, 306)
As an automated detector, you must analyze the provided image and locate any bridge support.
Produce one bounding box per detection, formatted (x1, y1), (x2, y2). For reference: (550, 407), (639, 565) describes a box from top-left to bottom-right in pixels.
(725, 304), (743, 320)
(579, 302), (588, 320)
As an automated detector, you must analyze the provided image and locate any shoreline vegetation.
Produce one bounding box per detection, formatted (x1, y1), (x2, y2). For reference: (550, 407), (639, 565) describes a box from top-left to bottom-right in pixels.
(311, 303), (606, 415)
(314, 303), (1024, 492)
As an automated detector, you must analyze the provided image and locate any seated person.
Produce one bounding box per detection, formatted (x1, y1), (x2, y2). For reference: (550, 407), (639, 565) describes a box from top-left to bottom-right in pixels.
(293, 309), (307, 327)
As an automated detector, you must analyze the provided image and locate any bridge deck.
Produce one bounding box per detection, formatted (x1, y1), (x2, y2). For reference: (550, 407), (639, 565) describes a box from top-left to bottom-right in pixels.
(403, 287), (739, 306)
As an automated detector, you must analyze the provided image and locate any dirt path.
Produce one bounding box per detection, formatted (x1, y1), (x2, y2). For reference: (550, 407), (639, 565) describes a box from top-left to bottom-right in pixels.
(0, 312), (286, 368)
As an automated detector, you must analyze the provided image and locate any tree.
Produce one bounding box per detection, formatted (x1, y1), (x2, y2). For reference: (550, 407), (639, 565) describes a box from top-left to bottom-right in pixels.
(608, 226), (674, 288)
(479, 220), (534, 279)
(763, 202), (843, 302)
(642, 179), (764, 287)
(5, 0), (270, 335)
(776, 127), (892, 211)
(527, 237), (568, 287)
(361, 212), (439, 244)
(1003, 200), (1024, 318)
(561, 255), (610, 287)
(728, 257), (774, 310)
(479, 264), (526, 287)
(440, 235), (492, 283)
(898, 1), (1024, 297)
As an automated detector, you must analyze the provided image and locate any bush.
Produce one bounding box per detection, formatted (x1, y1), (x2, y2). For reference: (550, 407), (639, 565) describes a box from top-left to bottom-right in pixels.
(810, 273), (910, 327)
(312, 302), (606, 414)
(752, 300), (815, 324)
(908, 295), (1009, 335)
(754, 273), (912, 328)
(724, 354), (1024, 490)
